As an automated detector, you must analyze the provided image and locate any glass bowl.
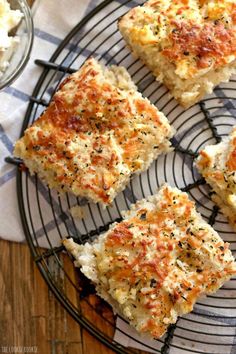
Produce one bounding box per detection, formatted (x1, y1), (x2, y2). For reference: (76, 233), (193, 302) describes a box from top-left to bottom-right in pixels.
(0, 0), (34, 90)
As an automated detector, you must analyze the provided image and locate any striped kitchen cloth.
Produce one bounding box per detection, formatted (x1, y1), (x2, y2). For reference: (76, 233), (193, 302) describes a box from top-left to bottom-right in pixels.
(0, 0), (102, 243)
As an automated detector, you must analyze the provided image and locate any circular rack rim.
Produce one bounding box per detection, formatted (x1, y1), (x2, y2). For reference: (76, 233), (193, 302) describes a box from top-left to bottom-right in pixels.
(15, 0), (236, 353)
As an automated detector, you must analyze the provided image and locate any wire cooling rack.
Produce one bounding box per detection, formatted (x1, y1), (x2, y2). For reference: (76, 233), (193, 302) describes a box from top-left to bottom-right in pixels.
(9, 0), (236, 353)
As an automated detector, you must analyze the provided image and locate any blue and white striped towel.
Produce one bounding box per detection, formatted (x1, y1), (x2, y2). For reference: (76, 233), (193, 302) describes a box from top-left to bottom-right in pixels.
(0, 0), (102, 243)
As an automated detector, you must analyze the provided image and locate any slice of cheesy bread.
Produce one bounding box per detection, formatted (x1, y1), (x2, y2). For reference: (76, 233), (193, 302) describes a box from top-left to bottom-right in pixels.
(63, 184), (236, 338)
(118, 0), (236, 108)
(14, 58), (174, 205)
(196, 127), (236, 229)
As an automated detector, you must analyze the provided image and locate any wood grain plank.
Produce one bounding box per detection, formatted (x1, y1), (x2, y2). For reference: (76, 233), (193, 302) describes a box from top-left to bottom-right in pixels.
(0, 240), (150, 354)
(0, 241), (81, 353)
(0, 239), (150, 353)
(62, 253), (82, 347)
(82, 329), (115, 354)
(0, 240), (12, 346)
(0, 240), (118, 353)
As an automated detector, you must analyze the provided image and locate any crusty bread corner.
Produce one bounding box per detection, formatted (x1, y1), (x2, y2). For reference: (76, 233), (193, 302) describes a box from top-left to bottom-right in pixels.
(196, 126), (236, 229)
(63, 184), (236, 338)
(118, 0), (236, 108)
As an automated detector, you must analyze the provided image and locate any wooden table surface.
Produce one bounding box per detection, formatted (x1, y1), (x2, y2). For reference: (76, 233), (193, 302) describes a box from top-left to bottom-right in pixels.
(0, 239), (148, 354)
(0, 239), (113, 353)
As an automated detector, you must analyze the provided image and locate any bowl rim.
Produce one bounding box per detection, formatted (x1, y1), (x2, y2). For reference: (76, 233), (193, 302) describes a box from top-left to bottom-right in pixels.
(0, 0), (34, 90)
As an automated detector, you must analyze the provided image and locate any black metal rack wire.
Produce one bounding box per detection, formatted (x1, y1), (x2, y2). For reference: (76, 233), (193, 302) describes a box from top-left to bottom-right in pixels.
(7, 0), (236, 353)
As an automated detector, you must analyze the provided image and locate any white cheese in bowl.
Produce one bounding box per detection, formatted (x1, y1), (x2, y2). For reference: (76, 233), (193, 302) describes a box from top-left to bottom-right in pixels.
(0, 0), (23, 74)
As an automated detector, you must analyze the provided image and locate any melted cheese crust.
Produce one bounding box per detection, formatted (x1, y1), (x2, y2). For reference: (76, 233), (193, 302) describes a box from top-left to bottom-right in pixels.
(63, 184), (236, 338)
(14, 58), (174, 205)
(119, 0), (236, 107)
(196, 126), (236, 228)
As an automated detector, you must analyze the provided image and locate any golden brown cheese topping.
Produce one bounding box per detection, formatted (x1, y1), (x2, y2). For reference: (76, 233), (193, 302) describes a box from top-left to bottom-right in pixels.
(14, 58), (173, 205)
(226, 136), (236, 171)
(119, 0), (236, 107)
(162, 20), (236, 69)
(196, 127), (236, 228)
(63, 184), (236, 338)
(101, 186), (233, 336)
(126, 0), (236, 74)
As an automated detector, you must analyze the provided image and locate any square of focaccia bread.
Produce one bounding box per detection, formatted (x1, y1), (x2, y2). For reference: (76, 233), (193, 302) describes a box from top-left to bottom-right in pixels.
(63, 184), (236, 339)
(196, 127), (236, 229)
(118, 0), (236, 108)
(14, 58), (174, 206)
